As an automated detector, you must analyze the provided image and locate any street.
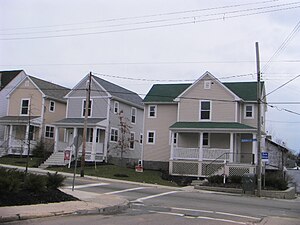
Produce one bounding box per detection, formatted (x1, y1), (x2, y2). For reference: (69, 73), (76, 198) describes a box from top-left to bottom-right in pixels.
(3, 176), (300, 225)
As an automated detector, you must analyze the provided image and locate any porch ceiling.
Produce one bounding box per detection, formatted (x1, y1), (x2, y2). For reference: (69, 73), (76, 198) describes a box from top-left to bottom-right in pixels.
(170, 122), (256, 132)
(0, 116), (40, 125)
(53, 117), (106, 127)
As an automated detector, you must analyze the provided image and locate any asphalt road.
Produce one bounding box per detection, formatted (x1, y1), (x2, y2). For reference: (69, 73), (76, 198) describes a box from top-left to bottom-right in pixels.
(3, 176), (300, 225)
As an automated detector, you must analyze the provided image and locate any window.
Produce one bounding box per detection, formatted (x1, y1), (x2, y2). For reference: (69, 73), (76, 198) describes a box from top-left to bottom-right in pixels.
(203, 133), (209, 146)
(21, 99), (30, 115)
(110, 128), (118, 142)
(87, 128), (93, 142)
(131, 107), (136, 124)
(204, 81), (211, 89)
(82, 100), (92, 117)
(45, 126), (54, 138)
(173, 133), (178, 145)
(148, 105), (157, 118)
(140, 133), (143, 145)
(114, 101), (119, 114)
(25, 80), (30, 87)
(130, 132), (135, 150)
(200, 101), (211, 120)
(96, 129), (101, 143)
(49, 101), (55, 112)
(245, 105), (253, 119)
(147, 131), (155, 144)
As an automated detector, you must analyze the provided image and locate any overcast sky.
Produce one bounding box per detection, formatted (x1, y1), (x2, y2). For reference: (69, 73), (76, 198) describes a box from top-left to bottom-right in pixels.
(0, 0), (299, 153)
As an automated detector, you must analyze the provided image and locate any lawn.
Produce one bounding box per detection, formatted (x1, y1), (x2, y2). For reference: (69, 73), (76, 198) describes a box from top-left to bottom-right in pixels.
(0, 156), (179, 187)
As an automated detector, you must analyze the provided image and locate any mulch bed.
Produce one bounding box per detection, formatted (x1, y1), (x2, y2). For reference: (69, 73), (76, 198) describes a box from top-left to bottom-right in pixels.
(0, 189), (78, 207)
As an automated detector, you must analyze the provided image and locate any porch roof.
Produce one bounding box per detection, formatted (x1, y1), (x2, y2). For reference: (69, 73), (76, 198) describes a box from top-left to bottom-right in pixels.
(53, 118), (106, 127)
(0, 116), (40, 125)
(170, 122), (256, 132)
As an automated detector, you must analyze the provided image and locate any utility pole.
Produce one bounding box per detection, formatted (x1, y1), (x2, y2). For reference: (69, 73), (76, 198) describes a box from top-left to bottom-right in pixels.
(255, 42), (262, 197)
(81, 72), (92, 177)
(25, 98), (32, 175)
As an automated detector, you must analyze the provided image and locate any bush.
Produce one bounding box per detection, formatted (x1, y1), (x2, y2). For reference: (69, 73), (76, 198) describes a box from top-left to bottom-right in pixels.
(0, 168), (23, 194)
(207, 175), (224, 184)
(46, 172), (65, 190)
(24, 174), (47, 193)
(227, 175), (242, 184)
(264, 172), (288, 190)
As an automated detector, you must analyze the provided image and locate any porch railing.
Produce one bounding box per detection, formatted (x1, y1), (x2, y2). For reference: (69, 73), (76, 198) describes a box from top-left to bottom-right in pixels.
(172, 147), (230, 161)
(173, 147), (198, 160)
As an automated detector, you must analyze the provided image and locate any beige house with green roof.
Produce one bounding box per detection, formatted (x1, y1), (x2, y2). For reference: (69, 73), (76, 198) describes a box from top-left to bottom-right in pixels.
(142, 71), (266, 177)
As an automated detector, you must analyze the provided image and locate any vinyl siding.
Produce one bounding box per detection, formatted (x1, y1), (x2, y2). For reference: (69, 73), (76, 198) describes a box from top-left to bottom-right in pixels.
(143, 104), (177, 162)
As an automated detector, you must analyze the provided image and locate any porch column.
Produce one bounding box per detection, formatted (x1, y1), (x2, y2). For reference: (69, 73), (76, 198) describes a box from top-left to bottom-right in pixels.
(229, 133), (234, 163)
(252, 133), (257, 164)
(170, 131), (174, 160)
(54, 126), (59, 152)
(199, 132), (203, 161)
(92, 128), (97, 161)
(8, 125), (13, 147)
(25, 124), (30, 155)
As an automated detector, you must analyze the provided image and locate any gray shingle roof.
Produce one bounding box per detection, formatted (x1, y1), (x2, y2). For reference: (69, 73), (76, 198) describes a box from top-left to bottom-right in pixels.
(93, 76), (143, 107)
(0, 70), (23, 90)
(29, 76), (70, 102)
(53, 118), (106, 126)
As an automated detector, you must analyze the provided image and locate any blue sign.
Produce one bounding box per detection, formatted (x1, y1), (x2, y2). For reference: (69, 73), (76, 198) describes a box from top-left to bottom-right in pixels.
(241, 138), (257, 143)
(262, 152), (269, 162)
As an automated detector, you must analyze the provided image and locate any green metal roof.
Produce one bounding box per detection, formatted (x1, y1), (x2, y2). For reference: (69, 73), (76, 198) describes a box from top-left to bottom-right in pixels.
(143, 83), (191, 103)
(143, 81), (264, 103)
(170, 122), (256, 130)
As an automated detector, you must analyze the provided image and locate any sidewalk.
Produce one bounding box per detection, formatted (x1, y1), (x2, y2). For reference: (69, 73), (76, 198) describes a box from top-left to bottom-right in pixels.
(256, 216), (300, 225)
(0, 188), (129, 223)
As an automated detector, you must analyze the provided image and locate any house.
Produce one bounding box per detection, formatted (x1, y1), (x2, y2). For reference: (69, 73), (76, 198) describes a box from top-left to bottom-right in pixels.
(51, 74), (143, 166)
(142, 71), (267, 177)
(0, 70), (27, 153)
(0, 75), (70, 156)
(265, 136), (288, 171)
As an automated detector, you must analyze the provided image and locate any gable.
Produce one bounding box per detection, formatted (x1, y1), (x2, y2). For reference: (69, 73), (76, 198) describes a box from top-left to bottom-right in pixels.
(0, 70), (23, 90)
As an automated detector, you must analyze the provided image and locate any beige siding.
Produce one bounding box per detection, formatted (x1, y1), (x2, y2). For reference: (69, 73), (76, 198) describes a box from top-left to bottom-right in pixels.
(178, 74), (236, 122)
(8, 78), (43, 116)
(44, 99), (67, 124)
(143, 104), (177, 162)
(210, 133), (230, 148)
(241, 103), (257, 128)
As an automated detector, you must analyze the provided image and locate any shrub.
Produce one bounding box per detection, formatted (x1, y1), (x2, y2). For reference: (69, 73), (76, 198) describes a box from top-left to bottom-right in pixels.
(24, 174), (47, 193)
(0, 176), (21, 194)
(264, 172), (288, 190)
(207, 175), (224, 184)
(46, 172), (65, 190)
(227, 175), (242, 184)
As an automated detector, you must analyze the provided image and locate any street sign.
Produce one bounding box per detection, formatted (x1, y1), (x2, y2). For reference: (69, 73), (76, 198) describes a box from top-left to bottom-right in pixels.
(261, 152), (269, 162)
(241, 138), (257, 143)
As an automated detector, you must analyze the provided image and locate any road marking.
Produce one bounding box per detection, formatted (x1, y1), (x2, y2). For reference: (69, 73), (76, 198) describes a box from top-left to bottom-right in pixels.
(196, 216), (247, 225)
(149, 211), (185, 217)
(104, 187), (147, 195)
(64, 183), (109, 189)
(171, 207), (260, 220)
(135, 191), (178, 202)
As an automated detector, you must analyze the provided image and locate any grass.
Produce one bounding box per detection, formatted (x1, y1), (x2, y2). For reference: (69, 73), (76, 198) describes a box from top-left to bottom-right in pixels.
(51, 164), (179, 187)
(0, 156), (42, 168)
(0, 156), (179, 187)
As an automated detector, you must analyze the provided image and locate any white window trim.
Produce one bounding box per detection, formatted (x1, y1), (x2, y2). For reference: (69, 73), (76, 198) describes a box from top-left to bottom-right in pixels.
(140, 133), (143, 145)
(110, 127), (119, 143)
(147, 130), (156, 144)
(49, 100), (55, 112)
(45, 125), (55, 139)
(204, 80), (211, 89)
(114, 101), (119, 114)
(82, 99), (93, 118)
(148, 105), (157, 118)
(244, 104), (254, 119)
(129, 132), (135, 150)
(202, 133), (210, 147)
(20, 98), (30, 115)
(199, 100), (211, 121)
(131, 107), (137, 124)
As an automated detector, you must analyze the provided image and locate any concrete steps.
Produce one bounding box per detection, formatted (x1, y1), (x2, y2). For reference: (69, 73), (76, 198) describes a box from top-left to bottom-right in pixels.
(39, 152), (69, 169)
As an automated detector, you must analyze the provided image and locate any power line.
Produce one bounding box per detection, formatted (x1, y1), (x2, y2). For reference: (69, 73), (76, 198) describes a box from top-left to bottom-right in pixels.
(1, 4), (300, 40)
(0, 0), (281, 32)
(264, 74), (300, 97)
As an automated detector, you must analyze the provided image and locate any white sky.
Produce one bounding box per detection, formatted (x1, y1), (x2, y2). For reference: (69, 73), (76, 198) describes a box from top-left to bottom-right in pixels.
(0, 0), (299, 153)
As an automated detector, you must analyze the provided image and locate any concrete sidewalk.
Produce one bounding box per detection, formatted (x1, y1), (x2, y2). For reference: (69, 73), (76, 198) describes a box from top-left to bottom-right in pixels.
(0, 188), (129, 223)
(256, 216), (300, 225)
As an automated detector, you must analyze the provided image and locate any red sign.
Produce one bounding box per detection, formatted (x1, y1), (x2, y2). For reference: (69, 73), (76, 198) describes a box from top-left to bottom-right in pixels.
(64, 150), (71, 161)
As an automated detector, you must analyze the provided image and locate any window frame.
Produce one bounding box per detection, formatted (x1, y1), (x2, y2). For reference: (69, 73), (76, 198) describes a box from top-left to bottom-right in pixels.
(110, 127), (119, 143)
(244, 104), (254, 119)
(45, 125), (54, 139)
(49, 100), (55, 112)
(199, 100), (211, 121)
(82, 99), (92, 117)
(129, 132), (135, 150)
(131, 107), (137, 124)
(139, 133), (143, 145)
(147, 130), (155, 144)
(204, 80), (211, 89)
(148, 105), (157, 118)
(114, 101), (119, 114)
(202, 133), (210, 147)
(20, 98), (30, 115)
